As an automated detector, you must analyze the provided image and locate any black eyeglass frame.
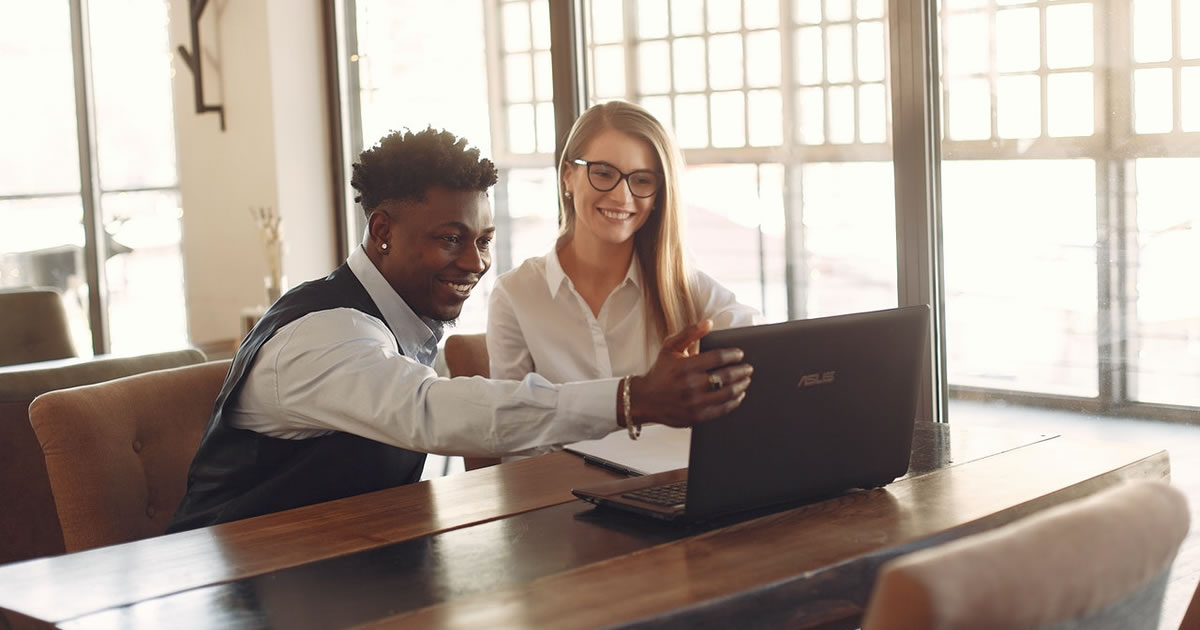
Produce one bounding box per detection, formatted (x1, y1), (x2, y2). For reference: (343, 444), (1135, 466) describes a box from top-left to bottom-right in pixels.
(571, 159), (663, 198)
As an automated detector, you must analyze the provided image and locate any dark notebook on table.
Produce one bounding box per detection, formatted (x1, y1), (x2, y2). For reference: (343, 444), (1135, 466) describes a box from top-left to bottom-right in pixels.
(571, 304), (931, 524)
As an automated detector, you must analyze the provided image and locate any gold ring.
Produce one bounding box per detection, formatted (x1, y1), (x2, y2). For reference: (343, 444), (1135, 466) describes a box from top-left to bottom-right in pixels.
(708, 373), (723, 391)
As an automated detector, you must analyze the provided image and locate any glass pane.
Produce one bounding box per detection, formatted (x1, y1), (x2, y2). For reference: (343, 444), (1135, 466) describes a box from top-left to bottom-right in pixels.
(534, 50), (553, 100)
(945, 13), (990, 76)
(796, 87), (825, 144)
(1184, 67), (1200, 132)
(942, 160), (1098, 397)
(501, 2), (531, 52)
(858, 83), (887, 143)
(946, 79), (992, 140)
(794, 0), (822, 25)
(640, 95), (674, 130)
(101, 190), (187, 354)
(505, 53), (533, 101)
(708, 33), (744, 90)
(996, 8), (1040, 73)
(1045, 3), (1093, 69)
(827, 85), (855, 143)
(684, 164), (784, 317)
(856, 0), (884, 20)
(672, 37), (707, 91)
(0, 1), (80, 196)
(507, 103), (536, 153)
(746, 30), (781, 87)
(536, 102), (556, 154)
(1133, 0), (1172, 63)
(530, 0), (551, 48)
(744, 0), (780, 29)
(826, 24), (853, 83)
(671, 0), (704, 36)
(637, 0), (670, 39)
(356, 1), (494, 158)
(1134, 68), (1173, 134)
(825, 0), (852, 22)
(504, 167), (559, 262)
(0, 197), (92, 355)
(856, 22), (886, 82)
(706, 0), (741, 32)
(799, 162), (897, 316)
(89, 0), (177, 191)
(710, 91), (746, 147)
(1047, 72), (1094, 137)
(744, 30), (782, 86)
(794, 27), (824, 85)
(674, 93), (709, 147)
(590, 0), (624, 44)
(1184, 0), (1199, 59)
(747, 89), (783, 146)
(1131, 158), (1200, 407)
(637, 40), (672, 93)
(997, 74), (1041, 139)
(592, 45), (626, 98)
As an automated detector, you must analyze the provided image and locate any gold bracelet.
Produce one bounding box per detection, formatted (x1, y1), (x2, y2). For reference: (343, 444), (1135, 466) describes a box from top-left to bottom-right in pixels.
(623, 375), (640, 440)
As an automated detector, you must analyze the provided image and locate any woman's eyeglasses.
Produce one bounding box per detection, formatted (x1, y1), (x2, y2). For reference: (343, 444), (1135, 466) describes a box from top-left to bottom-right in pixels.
(572, 159), (662, 198)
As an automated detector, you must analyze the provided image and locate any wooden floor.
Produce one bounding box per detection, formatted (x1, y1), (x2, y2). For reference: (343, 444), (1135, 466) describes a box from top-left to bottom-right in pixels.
(951, 399), (1200, 630)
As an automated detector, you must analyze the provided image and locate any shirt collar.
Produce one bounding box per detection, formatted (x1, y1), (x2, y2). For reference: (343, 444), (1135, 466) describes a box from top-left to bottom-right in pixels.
(544, 246), (641, 299)
(347, 244), (443, 366)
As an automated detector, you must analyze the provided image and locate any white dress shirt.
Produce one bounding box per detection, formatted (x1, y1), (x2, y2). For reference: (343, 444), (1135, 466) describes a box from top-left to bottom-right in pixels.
(228, 245), (620, 457)
(487, 247), (763, 383)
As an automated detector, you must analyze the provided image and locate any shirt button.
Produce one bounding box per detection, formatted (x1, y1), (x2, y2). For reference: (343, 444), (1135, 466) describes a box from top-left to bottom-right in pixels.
(132, 440), (143, 453)
(146, 506), (156, 519)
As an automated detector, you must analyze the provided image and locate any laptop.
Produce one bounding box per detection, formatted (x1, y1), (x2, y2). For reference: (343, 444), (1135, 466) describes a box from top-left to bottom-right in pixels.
(571, 304), (931, 523)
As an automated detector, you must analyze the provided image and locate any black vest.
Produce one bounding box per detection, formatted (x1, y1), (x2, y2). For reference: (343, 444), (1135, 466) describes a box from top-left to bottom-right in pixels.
(168, 264), (427, 532)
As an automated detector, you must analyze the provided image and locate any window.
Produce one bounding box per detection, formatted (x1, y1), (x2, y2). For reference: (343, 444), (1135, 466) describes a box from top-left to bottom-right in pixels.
(0, 0), (186, 356)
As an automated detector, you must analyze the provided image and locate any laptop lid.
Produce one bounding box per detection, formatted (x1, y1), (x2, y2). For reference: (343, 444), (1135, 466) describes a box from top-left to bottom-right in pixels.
(571, 304), (930, 524)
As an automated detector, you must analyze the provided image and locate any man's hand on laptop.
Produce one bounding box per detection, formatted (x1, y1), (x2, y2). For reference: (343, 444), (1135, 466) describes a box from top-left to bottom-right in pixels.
(627, 319), (754, 428)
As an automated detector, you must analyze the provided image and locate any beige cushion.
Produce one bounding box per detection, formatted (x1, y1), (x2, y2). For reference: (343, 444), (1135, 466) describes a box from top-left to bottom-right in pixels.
(0, 349), (207, 563)
(861, 479), (1189, 630)
(29, 359), (230, 552)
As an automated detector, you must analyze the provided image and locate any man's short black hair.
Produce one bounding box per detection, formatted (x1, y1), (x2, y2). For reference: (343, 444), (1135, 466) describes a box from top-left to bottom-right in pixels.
(350, 127), (499, 215)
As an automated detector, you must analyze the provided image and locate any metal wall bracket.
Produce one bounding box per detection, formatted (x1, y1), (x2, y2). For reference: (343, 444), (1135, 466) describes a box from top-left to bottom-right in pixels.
(176, 0), (225, 130)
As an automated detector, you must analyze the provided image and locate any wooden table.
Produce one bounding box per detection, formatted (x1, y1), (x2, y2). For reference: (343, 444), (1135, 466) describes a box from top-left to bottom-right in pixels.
(0, 423), (1169, 630)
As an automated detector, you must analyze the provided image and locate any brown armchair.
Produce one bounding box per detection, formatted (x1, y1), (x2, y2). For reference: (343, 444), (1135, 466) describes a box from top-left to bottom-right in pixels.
(0, 348), (208, 564)
(0, 288), (76, 368)
(28, 359), (230, 552)
(443, 333), (499, 471)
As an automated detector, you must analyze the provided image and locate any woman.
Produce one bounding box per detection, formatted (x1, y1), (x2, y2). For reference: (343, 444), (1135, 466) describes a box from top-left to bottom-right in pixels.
(486, 100), (760, 390)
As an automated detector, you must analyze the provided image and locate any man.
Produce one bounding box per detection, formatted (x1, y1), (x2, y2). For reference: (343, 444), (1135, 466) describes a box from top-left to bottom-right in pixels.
(169, 128), (752, 532)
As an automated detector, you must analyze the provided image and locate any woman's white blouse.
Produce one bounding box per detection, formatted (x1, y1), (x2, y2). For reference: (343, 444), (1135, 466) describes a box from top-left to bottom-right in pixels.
(487, 248), (763, 383)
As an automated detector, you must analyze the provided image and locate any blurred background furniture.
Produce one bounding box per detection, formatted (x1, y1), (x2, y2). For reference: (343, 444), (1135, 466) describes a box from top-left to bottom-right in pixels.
(0, 348), (207, 564)
(0, 287), (76, 368)
(29, 359), (230, 552)
(860, 479), (1190, 630)
(444, 333), (498, 471)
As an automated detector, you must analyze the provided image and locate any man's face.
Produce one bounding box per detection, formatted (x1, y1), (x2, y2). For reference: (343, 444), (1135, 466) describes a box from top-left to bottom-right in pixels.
(373, 187), (495, 322)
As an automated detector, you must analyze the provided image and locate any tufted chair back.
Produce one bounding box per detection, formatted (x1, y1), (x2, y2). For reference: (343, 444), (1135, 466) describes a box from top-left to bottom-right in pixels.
(28, 359), (230, 552)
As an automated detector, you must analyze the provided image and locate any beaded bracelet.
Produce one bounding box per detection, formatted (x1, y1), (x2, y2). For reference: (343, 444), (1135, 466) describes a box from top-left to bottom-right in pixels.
(622, 375), (640, 440)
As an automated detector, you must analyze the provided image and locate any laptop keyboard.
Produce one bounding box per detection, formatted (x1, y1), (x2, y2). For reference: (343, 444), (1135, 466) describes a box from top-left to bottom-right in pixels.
(622, 480), (688, 507)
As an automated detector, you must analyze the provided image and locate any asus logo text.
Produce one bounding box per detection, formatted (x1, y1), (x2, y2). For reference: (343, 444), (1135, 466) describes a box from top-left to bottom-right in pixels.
(797, 371), (836, 387)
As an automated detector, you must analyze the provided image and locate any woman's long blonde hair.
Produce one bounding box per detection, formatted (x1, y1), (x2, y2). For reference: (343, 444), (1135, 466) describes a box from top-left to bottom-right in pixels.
(557, 100), (697, 342)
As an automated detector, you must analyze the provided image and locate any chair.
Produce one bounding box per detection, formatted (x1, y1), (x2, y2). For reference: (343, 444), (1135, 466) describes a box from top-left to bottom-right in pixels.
(0, 348), (208, 564)
(443, 333), (500, 471)
(860, 479), (1190, 630)
(0, 287), (76, 367)
(28, 359), (230, 552)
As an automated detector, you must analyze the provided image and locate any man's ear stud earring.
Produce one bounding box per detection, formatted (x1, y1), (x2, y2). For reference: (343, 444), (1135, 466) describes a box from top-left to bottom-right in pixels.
(381, 242), (389, 251)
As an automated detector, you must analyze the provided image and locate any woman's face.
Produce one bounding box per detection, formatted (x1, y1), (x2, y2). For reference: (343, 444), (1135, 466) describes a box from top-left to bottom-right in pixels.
(563, 127), (660, 249)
